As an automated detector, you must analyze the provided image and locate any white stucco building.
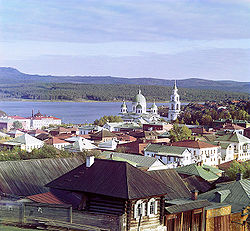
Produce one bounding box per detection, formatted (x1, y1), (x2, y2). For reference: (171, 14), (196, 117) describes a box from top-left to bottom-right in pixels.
(171, 139), (220, 166)
(215, 132), (250, 162)
(28, 111), (61, 129)
(168, 80), (181, 121)
(144, 143), (192, 168)
(119, 90), (160, 123)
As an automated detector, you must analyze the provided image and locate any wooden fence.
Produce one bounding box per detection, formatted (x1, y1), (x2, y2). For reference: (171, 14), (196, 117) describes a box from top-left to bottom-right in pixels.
(0, 201), (117, 230)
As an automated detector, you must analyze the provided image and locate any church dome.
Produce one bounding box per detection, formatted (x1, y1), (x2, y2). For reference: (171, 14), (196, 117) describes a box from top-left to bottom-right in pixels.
(150, 102), (157, 109)
(133, 89), (146, 105)
(121, 101), (127, 108)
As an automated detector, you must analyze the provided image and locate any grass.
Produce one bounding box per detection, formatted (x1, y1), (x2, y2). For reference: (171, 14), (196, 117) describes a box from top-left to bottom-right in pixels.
(0, 225), (35, 231)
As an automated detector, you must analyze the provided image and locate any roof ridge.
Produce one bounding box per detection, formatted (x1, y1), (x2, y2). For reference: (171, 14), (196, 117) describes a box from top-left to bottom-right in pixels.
(239, 179), (250, 199)
(125, 162), (129, 199)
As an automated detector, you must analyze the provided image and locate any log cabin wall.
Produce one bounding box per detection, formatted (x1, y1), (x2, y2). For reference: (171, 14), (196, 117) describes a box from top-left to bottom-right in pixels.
(86, 194), (126, 215)
(127, 196), (166, 231)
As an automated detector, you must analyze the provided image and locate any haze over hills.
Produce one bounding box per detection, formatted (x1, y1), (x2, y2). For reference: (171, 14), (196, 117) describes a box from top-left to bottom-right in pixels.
(0, 67), (249, 93)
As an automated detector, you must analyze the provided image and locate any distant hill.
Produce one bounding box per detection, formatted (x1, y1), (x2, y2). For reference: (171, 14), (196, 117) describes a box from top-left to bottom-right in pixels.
(0, 67), (249, 93)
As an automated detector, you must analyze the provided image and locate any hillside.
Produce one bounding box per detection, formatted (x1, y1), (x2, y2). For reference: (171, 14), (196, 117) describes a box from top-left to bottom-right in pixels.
(0, 67), (249, 93)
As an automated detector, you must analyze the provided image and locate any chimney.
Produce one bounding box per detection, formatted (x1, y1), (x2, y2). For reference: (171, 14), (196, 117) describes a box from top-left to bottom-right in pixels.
(236, 172), (243, 181)
(86, 156), (95, 167)
(191, 190), (199, 200)
(32, 109), (34, 117)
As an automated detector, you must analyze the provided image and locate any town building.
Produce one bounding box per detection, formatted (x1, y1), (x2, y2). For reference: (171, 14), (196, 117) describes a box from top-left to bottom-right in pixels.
(144, 143), (192, 168)
(214, 132), (250, 161)
(1, 133), (44, 152)
(28, 111), (61, 129)
(0, 116), (30, 131)
(198, 174), (249, 231)
(171, 139), (221, 166)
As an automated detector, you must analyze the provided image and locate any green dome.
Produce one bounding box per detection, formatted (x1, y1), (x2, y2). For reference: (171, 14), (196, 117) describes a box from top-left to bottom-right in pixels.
(150, 102), (157, 109)
(133, 89), (146, 105)
(121, 101), (127, 108)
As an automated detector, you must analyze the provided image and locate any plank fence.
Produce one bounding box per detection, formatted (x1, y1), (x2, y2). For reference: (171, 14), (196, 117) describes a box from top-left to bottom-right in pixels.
(0, 201), (116, 230)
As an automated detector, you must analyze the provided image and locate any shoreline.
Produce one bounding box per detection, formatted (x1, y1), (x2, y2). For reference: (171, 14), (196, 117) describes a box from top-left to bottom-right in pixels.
(0, 98), (193, 104)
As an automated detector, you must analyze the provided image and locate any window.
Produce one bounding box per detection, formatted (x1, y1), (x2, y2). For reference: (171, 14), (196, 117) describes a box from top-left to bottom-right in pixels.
(147, 198), (157, 217)
(134, 200), (145, 218)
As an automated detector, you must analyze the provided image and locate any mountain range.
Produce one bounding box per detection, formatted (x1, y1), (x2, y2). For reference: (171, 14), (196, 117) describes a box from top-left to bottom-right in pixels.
(0, 67), (249, 93)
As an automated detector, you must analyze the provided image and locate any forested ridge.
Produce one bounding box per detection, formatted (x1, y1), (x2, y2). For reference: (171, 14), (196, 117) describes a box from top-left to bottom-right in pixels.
(0, 83), (248, 102)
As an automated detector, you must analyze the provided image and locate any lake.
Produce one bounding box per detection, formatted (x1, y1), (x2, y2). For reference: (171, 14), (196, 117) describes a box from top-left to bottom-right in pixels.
(0, 101), (174, 124)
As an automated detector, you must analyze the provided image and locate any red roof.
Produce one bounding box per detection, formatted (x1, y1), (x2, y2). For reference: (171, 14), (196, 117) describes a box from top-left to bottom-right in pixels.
(27, 116), (61, 120)
(171, 140), (217, 149)
(8, 116), (26, 120)
(222, 124), (244, 130)
(27, 192), (65, 204)
(45, 137), (69, 145)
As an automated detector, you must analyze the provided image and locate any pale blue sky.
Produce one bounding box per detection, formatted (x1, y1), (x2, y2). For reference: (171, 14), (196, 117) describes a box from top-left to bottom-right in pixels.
(0, 0), (250, 81)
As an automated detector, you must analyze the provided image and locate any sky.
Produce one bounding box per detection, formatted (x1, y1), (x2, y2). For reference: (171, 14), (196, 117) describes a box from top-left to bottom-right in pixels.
(0, 0), (250, 81)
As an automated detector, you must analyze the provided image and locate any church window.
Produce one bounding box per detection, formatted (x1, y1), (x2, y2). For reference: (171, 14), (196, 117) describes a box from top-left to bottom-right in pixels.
(171, 104), (174, 110)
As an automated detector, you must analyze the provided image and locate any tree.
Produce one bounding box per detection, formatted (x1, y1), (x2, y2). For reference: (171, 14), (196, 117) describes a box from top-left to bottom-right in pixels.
(201, 114), (212, 126)
(225, 161), (250, 180)
(169, 124), (192, 142)
(12, 121), (23, 129)
(94, 115), (123, 126)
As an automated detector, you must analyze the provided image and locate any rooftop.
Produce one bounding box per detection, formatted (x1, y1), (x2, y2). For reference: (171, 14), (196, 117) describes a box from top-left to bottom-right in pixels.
(171, 139), (218, 149)
(46, 158), (178, 200)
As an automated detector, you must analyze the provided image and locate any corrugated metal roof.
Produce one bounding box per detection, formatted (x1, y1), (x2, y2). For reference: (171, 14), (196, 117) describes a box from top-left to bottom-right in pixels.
(46, 159), (177, 200)
(165, 199), (211, 214)
(215, 133), (250, 143)
(198, 179), (250, 213)
(144, 143), (188, 156)
(100, 151), (163, 168)
(147, 169), (191, 199)
(0, 157), (83, 197)
(183, 175), (212, 193)
(175, 164), (219, 181)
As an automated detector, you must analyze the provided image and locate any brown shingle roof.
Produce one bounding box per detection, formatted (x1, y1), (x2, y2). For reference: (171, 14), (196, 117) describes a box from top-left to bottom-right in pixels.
(46, 159), (177, 200)
(171, 140), (217, 149)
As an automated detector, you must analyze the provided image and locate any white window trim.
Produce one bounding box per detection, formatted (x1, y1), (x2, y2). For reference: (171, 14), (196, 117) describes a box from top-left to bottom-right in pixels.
(147, 198), (158, 217)
(134, 200), (145, 219)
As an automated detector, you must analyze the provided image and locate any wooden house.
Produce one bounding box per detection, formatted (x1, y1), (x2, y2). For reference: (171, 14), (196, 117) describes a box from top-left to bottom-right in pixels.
(45, 157), (211, 230)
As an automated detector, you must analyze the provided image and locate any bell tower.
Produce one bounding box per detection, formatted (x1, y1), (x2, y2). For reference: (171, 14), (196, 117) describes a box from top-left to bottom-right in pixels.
(168, 80), (181, 121)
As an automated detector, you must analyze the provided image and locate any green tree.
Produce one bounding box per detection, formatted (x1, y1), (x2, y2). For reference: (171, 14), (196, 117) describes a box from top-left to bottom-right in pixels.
(169, 124), (192, 142)
(201, 114), (213, 126)
(12, 121), (23, 129)
(94, 115), (123, 126)
(225, 161), (250, 180)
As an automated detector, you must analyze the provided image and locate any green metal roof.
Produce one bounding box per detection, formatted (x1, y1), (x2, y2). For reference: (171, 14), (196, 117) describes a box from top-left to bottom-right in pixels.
(215, 133), (250, 143)
(165, 199), (211, 214)
(198, 179), (250, 213)
(100, 151), (164, 168)
(144, 143), (188, 156)
(175, 164), (220, 181)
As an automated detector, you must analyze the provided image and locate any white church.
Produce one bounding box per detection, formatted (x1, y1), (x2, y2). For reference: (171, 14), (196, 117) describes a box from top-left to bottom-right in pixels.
(119, 81), (181, 122)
